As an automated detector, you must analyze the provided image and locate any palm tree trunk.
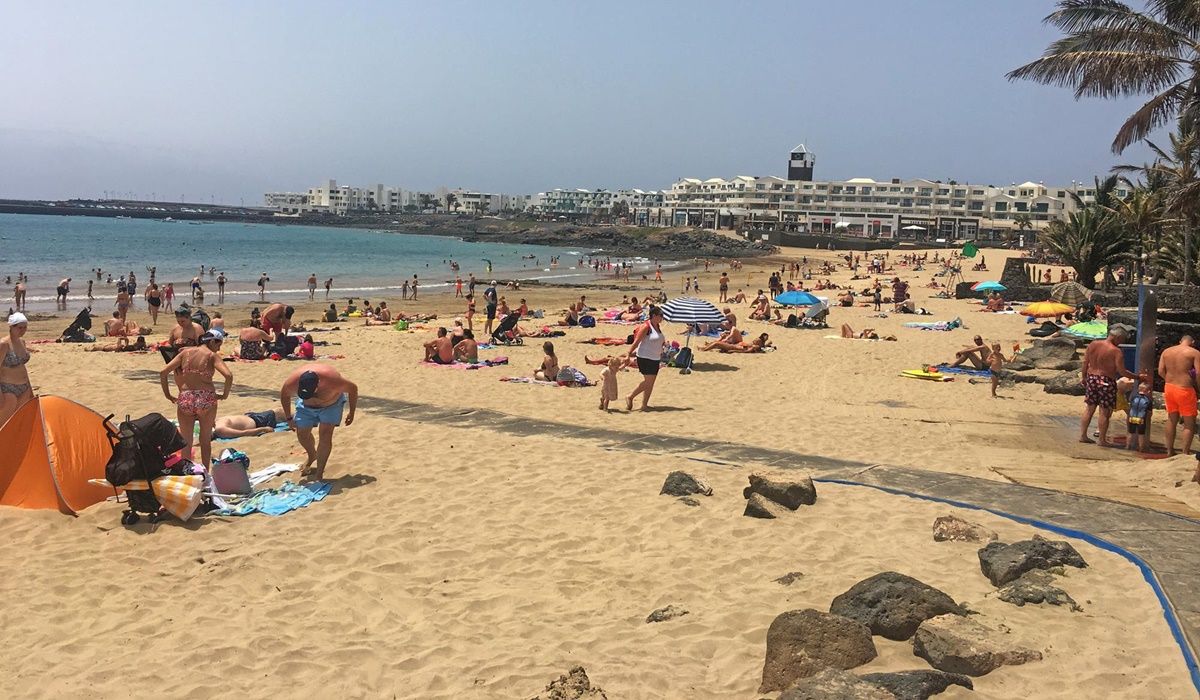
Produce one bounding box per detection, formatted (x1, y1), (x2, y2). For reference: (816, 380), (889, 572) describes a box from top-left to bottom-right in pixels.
(1187, 224), (1194, 287)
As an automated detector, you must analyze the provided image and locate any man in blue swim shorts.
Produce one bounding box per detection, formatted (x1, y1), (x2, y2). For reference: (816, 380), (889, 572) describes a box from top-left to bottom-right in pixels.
(280, 365), (357, 481)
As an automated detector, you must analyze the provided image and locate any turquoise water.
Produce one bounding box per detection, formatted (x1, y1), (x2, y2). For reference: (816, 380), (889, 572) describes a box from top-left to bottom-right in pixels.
(0, 213), (627, 311)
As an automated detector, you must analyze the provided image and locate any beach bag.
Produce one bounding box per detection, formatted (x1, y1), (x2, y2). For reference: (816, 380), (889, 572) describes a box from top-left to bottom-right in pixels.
(674, 346), (694, 370)
(579, 315), (596, 328)
(211, 449), (252, 495)
(191, 308), (211, 331)
(556, 366), (588, 386)
(533, 309), (544, 319)
(394, 319), (409, 331)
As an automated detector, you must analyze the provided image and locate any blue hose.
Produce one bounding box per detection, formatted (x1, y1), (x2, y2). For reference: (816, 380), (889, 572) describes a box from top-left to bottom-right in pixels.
(815, 476), (1200, 694)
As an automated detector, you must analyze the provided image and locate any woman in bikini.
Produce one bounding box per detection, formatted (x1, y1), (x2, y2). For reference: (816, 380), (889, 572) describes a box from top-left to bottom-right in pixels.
(160, 331), (232, 469)
(238, 319), (273, 360)
(163, 282), (175, 312)
(0, 312), (33, 426)
(535, 341), (559, 381)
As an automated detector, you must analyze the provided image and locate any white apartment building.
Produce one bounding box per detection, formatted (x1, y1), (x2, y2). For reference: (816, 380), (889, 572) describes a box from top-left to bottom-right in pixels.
(534, 188), (663, 217)
(634, 174), (1120, 242)
(266, 180), (532, 215)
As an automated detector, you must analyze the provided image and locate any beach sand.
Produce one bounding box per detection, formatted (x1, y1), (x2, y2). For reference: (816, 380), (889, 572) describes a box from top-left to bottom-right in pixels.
(2, 247), (1196, 697)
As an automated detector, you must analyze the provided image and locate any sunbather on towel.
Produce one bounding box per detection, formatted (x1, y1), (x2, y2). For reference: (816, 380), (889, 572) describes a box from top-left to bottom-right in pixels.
(840, 324), (896, 341)
(949, 334), (992, 369)
(214, 409), (287, 438)
(701, 327), (743, 351)
(705, 332), (773, 353)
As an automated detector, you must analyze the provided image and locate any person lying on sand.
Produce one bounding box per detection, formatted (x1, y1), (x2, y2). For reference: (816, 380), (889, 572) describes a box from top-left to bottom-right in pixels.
(949, 335), (991, 369)
(840, 324), (896, 341)
(701, 327), (743, 351)
(86, 335), (148, 352)
(213, 409), (287, 438)
(584, 354), (636, 368)
(703, 332), (773, 353)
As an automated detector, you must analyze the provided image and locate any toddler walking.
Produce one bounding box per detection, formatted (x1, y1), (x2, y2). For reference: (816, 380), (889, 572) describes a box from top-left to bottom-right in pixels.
(1127, 381), (1153, 453)
(599, 356), (621, 411)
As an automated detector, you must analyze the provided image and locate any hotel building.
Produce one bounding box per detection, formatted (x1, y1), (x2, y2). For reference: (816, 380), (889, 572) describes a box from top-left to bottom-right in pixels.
(633, 146), (1121, 243)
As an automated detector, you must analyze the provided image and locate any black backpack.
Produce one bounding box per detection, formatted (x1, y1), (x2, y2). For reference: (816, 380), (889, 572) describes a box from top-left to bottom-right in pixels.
(191, 308), (211, 331)
(105, 413), (187, 486)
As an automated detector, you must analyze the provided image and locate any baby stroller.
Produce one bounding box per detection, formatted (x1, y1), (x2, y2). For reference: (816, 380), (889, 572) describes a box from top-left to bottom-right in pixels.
(60, 308), (94, 342)
(104, 413), (189, 525)
(491, 312), (524, 345)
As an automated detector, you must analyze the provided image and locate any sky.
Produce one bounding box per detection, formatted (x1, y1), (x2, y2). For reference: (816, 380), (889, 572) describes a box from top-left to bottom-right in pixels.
(0, 0), (1161, 204)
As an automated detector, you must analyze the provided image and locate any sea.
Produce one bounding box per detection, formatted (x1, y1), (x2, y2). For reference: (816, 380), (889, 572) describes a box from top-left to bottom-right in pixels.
(0, 213), (661, 313)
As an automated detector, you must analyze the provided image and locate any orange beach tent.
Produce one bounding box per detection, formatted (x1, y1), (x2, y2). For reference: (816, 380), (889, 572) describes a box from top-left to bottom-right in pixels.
(0, 396), (113, 514)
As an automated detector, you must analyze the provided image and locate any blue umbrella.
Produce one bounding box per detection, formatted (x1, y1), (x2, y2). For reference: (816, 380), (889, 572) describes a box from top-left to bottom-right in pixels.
(775, 290), (820, 306)
(972, 281), (1006, 293)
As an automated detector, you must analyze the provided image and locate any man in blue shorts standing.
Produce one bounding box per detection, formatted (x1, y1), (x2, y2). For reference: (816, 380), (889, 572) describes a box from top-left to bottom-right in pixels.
(281, 364), (357, 481)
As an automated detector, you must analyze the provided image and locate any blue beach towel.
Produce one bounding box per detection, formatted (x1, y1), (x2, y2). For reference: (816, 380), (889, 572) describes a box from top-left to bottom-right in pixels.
(934, 364), (992, 377)
(214, 481), (331, 517)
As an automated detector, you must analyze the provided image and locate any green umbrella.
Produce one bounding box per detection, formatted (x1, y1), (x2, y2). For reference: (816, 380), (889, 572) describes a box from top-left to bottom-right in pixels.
(1063, 320), (1107, 340)
(961, 242), (979, 258)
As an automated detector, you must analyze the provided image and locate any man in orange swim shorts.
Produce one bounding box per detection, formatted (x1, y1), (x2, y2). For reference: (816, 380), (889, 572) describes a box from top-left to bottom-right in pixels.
(1158, 336), (1200, 457)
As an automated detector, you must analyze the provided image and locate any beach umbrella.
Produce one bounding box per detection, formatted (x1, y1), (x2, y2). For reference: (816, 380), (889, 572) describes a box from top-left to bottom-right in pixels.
(774, 290), (820, 306)
(962, 242), (979, 258)
(902, 225), (926, 231)
(971, 281), (1006, 292)
(660, 296), (724, 325)
(1050, 280), (1091, 306)
(1063, 320), (1107, 340)
(1020, 301), (1074, 318)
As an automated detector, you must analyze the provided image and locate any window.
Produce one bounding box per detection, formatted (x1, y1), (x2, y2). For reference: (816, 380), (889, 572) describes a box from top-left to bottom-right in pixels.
(994, 202), (1008, 212)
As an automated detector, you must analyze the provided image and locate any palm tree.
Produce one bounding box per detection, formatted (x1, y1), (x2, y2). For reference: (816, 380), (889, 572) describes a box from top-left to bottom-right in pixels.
(418, 193), (434, 212)
(1041, 207), (1134, 288)
(444, 192), (458, 214)
(1007, 0), (1200, 154)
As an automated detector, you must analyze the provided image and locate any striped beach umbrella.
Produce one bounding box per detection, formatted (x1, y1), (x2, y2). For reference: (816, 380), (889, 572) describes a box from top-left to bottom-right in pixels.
(659, 296), (725, 325)
(1050, 280), (1091, 306)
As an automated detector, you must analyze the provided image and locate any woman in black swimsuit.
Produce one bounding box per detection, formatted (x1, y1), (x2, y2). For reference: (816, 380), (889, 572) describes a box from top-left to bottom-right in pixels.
(145, 283), (162, 325)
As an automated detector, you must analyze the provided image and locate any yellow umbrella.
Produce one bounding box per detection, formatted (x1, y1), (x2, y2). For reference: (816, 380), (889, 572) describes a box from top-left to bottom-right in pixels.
(1020, 301), (1074, 318)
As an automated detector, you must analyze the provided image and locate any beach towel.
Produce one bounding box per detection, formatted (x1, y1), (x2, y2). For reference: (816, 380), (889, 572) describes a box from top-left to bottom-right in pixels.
(213, 481), (331, 517)
(933, 364), (992, 377)
(500, 376), (560, 386)
(902, 318), (963, 331)
(421, 356), (509, 369)
(583, 337), (629, 346)
(599, 319), (640, 326)
(122, 475), (205, 521)
(249, 463), (299, 487)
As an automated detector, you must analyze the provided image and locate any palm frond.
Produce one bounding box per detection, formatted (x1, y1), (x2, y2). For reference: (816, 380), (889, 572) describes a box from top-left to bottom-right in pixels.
(1112, 82), (1190, 151)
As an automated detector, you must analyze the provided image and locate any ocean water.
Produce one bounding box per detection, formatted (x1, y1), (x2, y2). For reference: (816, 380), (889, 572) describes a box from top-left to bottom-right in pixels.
(0, 213), (653, 312)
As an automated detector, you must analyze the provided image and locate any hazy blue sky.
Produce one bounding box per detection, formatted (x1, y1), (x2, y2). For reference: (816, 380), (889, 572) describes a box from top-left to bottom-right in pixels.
(0, 1), (1158, 204)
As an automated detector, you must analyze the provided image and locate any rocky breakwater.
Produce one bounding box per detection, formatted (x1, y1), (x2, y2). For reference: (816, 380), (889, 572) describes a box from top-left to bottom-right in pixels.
(462, 224), (775, 260)
(996, 337), (1085, 396)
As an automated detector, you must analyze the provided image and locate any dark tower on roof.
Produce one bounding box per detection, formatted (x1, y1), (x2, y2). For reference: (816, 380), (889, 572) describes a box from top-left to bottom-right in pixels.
(788, 144), (814, 181)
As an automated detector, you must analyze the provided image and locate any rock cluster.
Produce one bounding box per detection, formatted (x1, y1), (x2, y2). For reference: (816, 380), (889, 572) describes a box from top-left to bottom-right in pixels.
(742, 474), (817, 518)
(859, 670), (973, 700)
(829, 572), (966, 641)
(913, 614), (1042, 676)
(759, 609), (877, 692)
(978, 535), (1088, 586)
(659, 471), (713, 498)
(932, 515), (997, 543)
(645, 605), (689, 623)
(529, 666), (606, 700)
(999, 337), (1090, 395)
(997, 570), (1082, 612)
(778, 669), (896, 700)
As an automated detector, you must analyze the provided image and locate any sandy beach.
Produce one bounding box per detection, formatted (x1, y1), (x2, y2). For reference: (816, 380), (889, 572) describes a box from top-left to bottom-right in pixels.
(2, 246), (1197, 698)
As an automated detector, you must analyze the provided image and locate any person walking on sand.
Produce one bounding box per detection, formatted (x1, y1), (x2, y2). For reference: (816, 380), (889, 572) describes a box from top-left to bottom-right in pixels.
(1157, 335), (1200, 456)
(257, 272), (269, 300)
(307, 273), (317, 301)
(145, 282), (162, 325)
(280, 364), (357, 481)
(325, 277), (333, 298)
(599, 356), (620, 411)
(718, 272), (729, 303)
(483, 280), (498, 336)
(410, 274), (419, 301)
(163, 282), (175, 312)
(217, 272), (227, 302)
(402, 278), (409, 301)
(160, 330), (232, 469)
(86, 279), (94, 302)
(1080, 328), (1135, 447)
(626, 306), (665, 411)
(988, 343), (1007, 398)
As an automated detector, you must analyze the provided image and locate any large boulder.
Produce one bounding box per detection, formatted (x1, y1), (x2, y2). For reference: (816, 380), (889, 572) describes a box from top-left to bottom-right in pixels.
(1017, 337), (1077, 363)
(1043, 371), (1085, 396)
(978, 535), (1088, 586)
(859, 670), (973, 700)
(997, 571), (1082, 611)
(743, 474), (817, 510)
(529, 666), (607, 700)
(760, 609), (878, 693)
(829, 572), (966, 641)
(932, 515), (998, 543)
(778, 669), (896, 700)
(912, 614), (1042, 676)
(1033, 357), (1081, 371)
(659, 471), (713, 497)
(745, 492), (789, 519)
